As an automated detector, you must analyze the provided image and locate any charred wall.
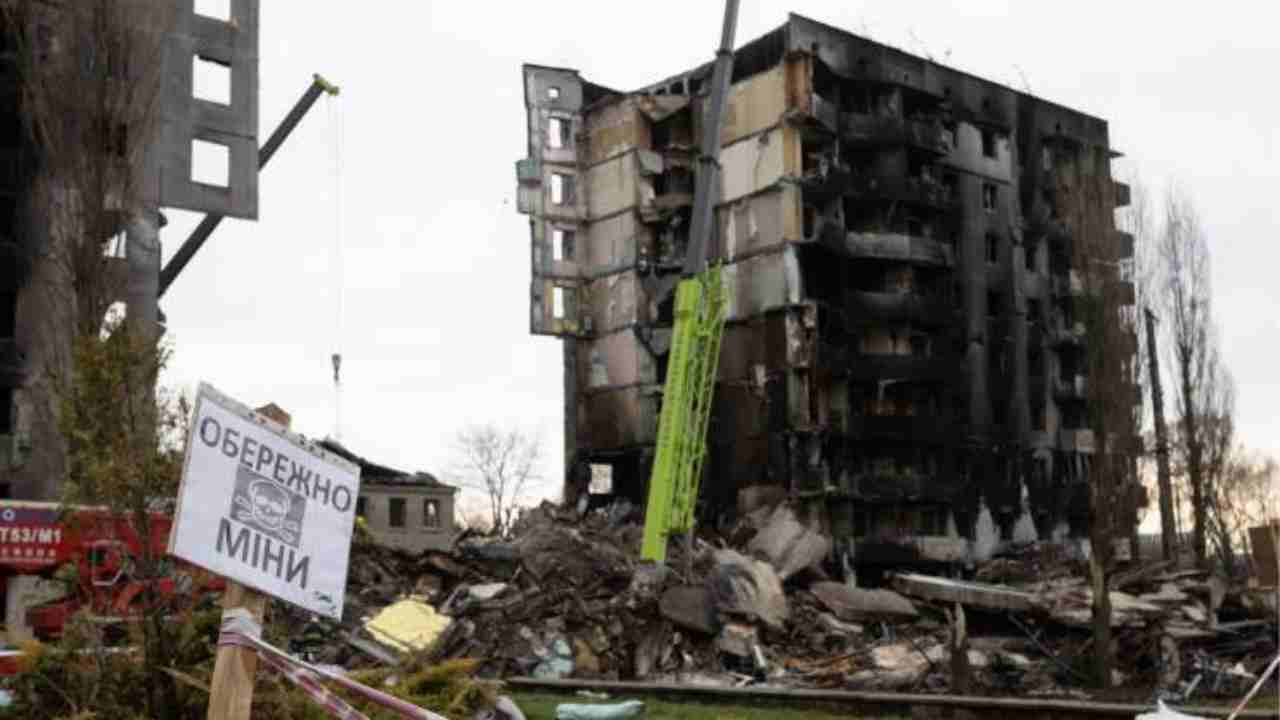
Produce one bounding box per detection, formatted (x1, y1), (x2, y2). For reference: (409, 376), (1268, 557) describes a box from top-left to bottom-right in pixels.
(517, 13), (1139, 566)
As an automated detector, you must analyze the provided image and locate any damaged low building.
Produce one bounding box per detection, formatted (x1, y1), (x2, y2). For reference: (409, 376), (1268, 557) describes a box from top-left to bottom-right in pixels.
(320, 439), (458, 553)
(516, 13), (1140, 566)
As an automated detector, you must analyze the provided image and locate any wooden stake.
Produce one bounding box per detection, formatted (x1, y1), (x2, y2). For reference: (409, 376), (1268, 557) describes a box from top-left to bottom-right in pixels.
(207, 402), (288, 720)
(207, 582), (268, 719)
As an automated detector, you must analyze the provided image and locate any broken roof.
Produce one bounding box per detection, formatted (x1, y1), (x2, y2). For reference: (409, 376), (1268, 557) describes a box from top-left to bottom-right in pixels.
(318, 438), (454, 491)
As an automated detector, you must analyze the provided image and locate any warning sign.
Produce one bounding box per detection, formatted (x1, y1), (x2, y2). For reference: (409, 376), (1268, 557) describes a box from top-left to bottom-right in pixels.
(168, 384), (361, 619)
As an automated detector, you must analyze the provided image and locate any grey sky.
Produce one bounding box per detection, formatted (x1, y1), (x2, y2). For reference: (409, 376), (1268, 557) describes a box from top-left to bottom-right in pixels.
(160, 1), (1280, 507)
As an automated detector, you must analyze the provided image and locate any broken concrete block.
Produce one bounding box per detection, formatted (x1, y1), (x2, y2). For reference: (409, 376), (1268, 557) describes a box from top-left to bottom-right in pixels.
(1135, 700), (1210, 720)
(892, 573), (1036, 612)
(630, 563), (671, 597)
(715, 622), (757, 658)
(737, 485), (788, 517)
(810, 582), (918, 622)
(746, 505), (832, 580)
(816, 612), (864, 636)
(706, 549), (788, 629)
(872, 641), (932, 673)
(847, 668), (922, 691)
(994, 650), (1032, 669)
(1182, 602), (1208, 624)
(659, 585), (718, 635)
(1138, 583), (1189, 606)
(923, 643), (989, 668)
(468, 582), (509, 602)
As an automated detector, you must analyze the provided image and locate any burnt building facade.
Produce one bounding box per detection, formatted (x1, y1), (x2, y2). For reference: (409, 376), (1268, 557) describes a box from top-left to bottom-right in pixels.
(0, 1), (261, 499)
(519, 14), (1137, 564)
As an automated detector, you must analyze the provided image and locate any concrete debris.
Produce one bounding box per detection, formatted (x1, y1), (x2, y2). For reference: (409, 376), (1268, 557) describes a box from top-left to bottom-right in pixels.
(659, 585), (718, 634)
(810, 582), (918, 622)
(893, 573), (1036, 612)
(1134, 701), (1209, 720)
(815, 612), (864, 636)
(707, 549), (788, 630)
(745, 505), (832, 581)
(278, 498), (1275, 706)
(716, 622), (759, 661)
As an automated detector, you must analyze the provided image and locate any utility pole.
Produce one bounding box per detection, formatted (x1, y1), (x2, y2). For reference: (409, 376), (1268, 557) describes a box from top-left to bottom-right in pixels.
(1145, 306), (1177, 561)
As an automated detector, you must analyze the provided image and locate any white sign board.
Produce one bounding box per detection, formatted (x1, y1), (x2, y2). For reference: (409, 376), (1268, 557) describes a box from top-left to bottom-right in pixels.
(168, 384), (361, 619)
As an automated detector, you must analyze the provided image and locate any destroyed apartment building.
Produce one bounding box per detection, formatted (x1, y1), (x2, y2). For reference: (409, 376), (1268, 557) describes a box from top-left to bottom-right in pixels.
(516, 13), (1140, 568)
(0, 1), (261, 500)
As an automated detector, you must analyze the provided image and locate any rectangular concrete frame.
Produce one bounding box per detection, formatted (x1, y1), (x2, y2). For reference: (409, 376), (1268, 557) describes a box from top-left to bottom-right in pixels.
(150, 0), (259, 219)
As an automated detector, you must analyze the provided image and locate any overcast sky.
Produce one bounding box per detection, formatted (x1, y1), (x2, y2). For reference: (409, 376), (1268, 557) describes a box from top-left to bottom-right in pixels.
(161, 1), (1279, 511)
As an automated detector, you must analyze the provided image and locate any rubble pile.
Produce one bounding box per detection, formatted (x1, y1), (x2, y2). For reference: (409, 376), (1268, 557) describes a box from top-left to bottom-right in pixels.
(305, 501), (1277, 702)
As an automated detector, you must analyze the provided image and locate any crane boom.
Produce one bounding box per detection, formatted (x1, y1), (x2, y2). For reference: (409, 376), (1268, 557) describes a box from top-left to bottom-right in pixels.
(158, 74), (340, 297)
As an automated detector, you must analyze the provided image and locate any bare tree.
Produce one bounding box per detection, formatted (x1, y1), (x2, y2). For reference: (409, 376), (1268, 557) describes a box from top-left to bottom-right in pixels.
(1057, 146), (1142, 689)
(1195, 349), (1237, 573)
(1217, 453), (1279, 565)
(1159, 186), (1214, 567)
(452, 424), (543, 537)
(1119, 176), (1178, 560)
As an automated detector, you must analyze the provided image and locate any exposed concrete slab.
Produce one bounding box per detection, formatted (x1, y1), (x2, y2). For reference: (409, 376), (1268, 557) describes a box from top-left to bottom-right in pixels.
(659, 585), (718, 635)
(706, 549), (788, 630)
(891, 573), (1036, 612)
(746, 505), (831, 581)
(811, 582), (918, 622)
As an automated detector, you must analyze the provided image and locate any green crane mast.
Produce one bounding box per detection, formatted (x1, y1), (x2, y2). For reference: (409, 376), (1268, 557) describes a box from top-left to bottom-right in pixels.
(640, 0), (740, 563)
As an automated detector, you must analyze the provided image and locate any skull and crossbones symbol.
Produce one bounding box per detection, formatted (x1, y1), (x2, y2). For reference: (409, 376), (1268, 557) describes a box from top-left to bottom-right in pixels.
(233, 479), (300, 544)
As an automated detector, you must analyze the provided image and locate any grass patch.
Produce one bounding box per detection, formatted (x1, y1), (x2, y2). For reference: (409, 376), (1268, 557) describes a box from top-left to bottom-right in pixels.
(508, 691), (902, 719)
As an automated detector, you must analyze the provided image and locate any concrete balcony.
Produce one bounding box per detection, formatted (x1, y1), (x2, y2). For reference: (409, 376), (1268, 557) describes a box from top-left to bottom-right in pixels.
(1115, 230), (1135, 259)
(842, 112), (951, 154)
(1113, 180), (1131, 208)
(1026, 205), (1069, 243)
(846, 290), (953, 327)
(843, 232), (955, 267)
(801, 166), (955, 211)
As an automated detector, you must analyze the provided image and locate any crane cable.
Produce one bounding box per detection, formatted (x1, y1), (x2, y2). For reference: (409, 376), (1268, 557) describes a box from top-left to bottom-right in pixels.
(328, 89), (345, 442)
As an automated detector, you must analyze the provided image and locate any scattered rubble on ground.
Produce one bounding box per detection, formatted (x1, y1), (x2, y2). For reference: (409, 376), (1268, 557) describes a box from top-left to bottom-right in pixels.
(285, 500), (1278, 707)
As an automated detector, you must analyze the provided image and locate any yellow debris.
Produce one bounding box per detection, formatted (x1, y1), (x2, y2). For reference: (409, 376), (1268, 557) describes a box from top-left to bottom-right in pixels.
(364, 598), (451, 654)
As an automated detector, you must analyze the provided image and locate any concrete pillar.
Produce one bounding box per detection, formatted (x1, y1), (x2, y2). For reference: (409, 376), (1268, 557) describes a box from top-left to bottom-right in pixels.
(1009, 237), (1030, 443)
(961, 176), (987, 440)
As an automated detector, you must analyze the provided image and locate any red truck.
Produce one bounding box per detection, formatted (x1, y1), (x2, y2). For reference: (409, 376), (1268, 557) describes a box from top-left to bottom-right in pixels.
(0, 500), (222, 655)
